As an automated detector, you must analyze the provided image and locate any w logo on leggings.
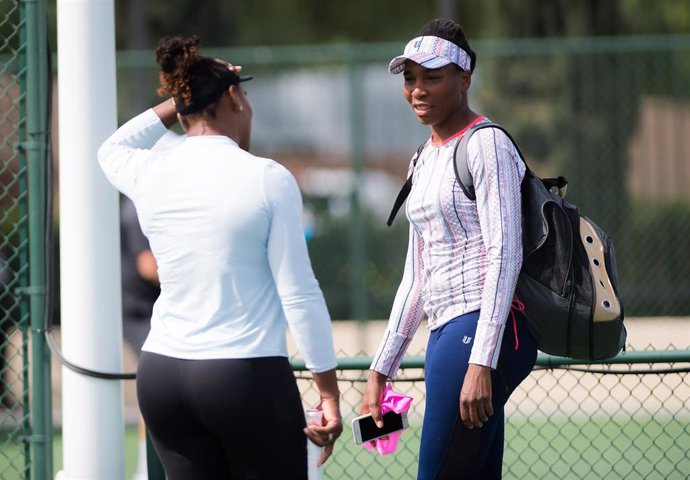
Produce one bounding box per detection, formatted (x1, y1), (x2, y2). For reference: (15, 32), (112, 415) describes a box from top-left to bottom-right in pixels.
(462, 336), (472, 345)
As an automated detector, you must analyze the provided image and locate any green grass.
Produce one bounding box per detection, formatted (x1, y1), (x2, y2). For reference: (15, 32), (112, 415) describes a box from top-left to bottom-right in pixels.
(0, 426), (141, 480)
(323, 416), (690, 480)
(503, 416), (690, 480)
(2, 417), (689, 479)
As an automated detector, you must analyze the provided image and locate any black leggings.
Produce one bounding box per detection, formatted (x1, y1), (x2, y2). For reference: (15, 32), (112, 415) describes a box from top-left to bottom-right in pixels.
(137, 353), (308, 479)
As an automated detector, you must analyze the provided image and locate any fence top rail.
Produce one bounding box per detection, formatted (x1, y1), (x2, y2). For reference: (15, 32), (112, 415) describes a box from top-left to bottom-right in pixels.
(113, 33), (690, 69)
(290, 350), (690, 371)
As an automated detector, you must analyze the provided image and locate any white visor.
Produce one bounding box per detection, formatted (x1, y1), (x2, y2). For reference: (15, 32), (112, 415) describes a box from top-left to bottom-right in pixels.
(389, 35), (471, 74)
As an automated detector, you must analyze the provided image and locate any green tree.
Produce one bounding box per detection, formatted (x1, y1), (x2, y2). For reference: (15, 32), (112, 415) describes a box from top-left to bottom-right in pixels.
(115, 0), (436, 49)
(474, 0), (690, 314)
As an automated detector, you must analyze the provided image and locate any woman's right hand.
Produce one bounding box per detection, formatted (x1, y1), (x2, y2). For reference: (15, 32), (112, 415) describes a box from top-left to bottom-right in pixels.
(361, 370), (388, 428)
(214, 58), (243, 74)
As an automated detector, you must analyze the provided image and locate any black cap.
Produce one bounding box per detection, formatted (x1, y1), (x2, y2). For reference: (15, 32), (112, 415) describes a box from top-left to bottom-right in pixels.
(176, 69), (252, 116)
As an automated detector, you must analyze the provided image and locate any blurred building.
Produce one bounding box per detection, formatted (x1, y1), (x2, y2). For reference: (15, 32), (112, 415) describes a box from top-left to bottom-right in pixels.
(628, 96), (690, 201)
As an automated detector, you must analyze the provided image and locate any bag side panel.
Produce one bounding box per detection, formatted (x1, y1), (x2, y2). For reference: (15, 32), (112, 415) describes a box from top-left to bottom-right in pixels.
(590, 319), (627, 360)
(515, 276), (571, 356)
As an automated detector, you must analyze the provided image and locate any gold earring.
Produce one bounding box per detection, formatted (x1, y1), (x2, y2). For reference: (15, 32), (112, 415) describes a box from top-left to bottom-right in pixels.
(238, 105), (244, 112)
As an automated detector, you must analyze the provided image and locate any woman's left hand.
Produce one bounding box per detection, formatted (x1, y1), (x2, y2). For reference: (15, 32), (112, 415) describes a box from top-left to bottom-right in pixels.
(459, 363), (493, 429)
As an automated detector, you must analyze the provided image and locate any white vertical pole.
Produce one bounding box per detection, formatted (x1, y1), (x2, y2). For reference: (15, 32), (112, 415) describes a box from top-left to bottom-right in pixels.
(305, 410), (324, 480)
(56, 0), (124, 478)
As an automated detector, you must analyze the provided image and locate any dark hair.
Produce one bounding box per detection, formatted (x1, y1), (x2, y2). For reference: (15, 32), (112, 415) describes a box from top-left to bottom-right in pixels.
(155, 35), (229, 117)
(417, 18), (477, 73)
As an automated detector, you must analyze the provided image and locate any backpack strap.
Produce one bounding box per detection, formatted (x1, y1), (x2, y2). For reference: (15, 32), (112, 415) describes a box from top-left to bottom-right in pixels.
(454, 123), (570, 200)
(453, 122), (527, 201)
(386, 142), (426, 226)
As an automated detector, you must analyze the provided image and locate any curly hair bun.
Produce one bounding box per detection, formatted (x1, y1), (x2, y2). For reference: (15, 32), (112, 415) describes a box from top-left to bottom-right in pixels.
(155, 35), (201, 74)
(155, 35), (204, 102)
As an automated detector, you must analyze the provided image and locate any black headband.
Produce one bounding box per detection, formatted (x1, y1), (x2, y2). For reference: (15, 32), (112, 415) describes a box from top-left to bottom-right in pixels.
(175, 69), (252, 116)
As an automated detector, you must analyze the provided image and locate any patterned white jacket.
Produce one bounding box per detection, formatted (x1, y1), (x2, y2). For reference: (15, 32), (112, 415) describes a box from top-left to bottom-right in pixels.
(372, 117), (525, 375)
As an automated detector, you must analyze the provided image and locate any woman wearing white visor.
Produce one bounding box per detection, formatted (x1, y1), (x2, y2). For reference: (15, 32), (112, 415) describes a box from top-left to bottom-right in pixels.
(361, 18), (537, 479)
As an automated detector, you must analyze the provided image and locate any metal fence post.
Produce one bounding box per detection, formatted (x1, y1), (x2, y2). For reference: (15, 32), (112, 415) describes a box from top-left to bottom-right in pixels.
(23, 0), (52, 475)
(21, 0), (53, 477)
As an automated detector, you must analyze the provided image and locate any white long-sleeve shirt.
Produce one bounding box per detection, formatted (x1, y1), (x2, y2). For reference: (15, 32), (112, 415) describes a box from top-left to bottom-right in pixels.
(98, 109), (337, 372)
(372, 118), (525, 376)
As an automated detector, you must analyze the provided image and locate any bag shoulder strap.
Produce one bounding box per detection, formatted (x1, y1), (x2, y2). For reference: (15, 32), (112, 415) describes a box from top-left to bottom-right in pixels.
(454, 123), (569, 200)
(453, 122), (528, 201)
(386, 141), (426, 226)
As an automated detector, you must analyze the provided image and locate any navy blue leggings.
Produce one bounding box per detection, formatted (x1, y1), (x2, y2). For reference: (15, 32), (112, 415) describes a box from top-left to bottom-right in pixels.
(417, 310), (537, 480)
(137, 353), (308, 479)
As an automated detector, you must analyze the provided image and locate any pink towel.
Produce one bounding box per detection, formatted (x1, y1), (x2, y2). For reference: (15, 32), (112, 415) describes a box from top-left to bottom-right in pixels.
(362, 384), (413, 455)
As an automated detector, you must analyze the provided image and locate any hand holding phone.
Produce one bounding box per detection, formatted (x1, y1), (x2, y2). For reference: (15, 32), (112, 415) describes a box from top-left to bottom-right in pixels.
(351, 411), (409, 445)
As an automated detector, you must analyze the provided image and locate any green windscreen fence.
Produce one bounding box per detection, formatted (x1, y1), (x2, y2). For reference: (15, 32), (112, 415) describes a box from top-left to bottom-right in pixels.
(116, 35), (690, 321)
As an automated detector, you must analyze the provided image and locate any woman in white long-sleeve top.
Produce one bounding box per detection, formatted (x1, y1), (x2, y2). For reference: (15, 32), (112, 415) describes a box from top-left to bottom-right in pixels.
(98, 35), (341, 479)
(360, 19), (537, 479)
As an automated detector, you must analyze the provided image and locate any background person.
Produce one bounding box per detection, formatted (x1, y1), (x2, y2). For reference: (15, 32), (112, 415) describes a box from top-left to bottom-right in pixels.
(120, 193), (161, 480)
(0, 247), (17, 412)
(120, 193), (159, 361)
(99, 35), (341, 479)
(361, 18), (537, 479)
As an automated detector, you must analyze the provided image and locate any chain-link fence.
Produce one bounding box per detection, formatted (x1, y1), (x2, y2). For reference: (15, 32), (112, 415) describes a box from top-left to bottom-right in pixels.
(293, 345), (690, 480)
(1, 0), (31, 477)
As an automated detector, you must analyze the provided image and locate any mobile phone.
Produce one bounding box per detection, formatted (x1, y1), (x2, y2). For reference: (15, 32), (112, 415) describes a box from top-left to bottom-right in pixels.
(351, 411), (409, 445)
